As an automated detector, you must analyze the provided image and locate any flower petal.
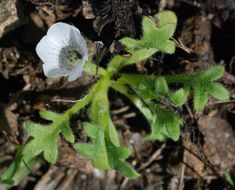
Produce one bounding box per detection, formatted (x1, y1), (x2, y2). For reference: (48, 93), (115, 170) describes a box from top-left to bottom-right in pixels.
(68, 58), (87, 81)
(36, 22), (88, 81)
(36, 36), (61, 64)
(69, 29), (88, 56)
(43, 63), (70, 78)
(47, 22), (81, 48)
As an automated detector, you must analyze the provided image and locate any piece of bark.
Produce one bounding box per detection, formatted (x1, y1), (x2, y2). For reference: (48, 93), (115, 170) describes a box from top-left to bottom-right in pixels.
(198, 115), (235, 173)
(0, 0), (23, 38)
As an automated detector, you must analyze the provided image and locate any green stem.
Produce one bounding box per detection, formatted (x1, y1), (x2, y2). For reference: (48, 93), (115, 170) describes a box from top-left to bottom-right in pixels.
(84, 59), (195, 85)
(83, 61), (107, 77)
(163, 74), (194, 83)
(110, 80), (154, 122)
(117, 73), (193, 85)
(63, 79), (101, 118)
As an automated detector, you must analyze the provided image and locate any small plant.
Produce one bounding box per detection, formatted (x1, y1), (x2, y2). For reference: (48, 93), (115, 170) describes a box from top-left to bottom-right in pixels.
(0, 10), (229, 184)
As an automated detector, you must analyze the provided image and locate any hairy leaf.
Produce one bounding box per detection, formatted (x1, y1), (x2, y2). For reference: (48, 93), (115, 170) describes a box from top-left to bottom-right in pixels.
(125, 48), (157, 65)
(74, 122), (139, 178)
(208, 82), (230, 100)
(146, 107), (183, 141)
(39, 110), (60, 122)
(89, 78), (120, 146)
(74, 123), (109, 168)
(193, 85), (208, 111)
(106, 138), (139, 178)
(202, 66), (225, 81)
(170, 88), (188, 106)
(119, 11), (177, 56)
(154, 10), (177, 33)
(155, 77), (169, 95)
(119, 37), (139, 49)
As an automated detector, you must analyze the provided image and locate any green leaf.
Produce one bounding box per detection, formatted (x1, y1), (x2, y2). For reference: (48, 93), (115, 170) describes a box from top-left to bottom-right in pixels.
(83, 122), (100, 139)
(202, 66), (225, 81)
(190, 66), (228, 111)
(0, 157), (38, 185)
(146, 107), (183, 141)
(154, 10), (177, 38)
(1, 120), (67, 184)
(114, 10), (178, 73)
(142, 16), (157, 39)
(107, 55), (124, 73)
(43, 136), (58, 163)
(155, 77), (169, 95)
(133, 80), (156, 100)
(108, 119), (120, 147)
(193, 85), (208, 111)
(111, 80), (183, 141)
(140, 15), (176, 52)
(1, 81), (99, 185)
(74, 123), (110, 169)
(165, 121), (181, 141)
(60, 120), (75, 143)
(107, 49), (157, 72)
(74, 123), (108, 165)
(39, 110), (60, 122)
(125, 48), (157, 65)
(119, 11), (177, 56)
(74, 122), (138, 178)
(170, 88), (188, 106)
(119, 37), (139, 49)
(208, 82), (229, 100)
(160, 40), (176, 54)
(24, 123), (59, 163)
(224, 172), (235, 187)
(89, 78), (120, 146)
(141, 15), (176, 42)
(0, 157), (21, 184)
(105, 138), (139, 178)
(39, 110), (75, 147)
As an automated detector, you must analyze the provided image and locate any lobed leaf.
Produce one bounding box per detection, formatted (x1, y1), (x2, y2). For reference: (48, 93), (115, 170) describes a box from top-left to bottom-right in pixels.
(170, 88), (188, 106)
(60, 120), (75, 143)
(146, 107), (183, 141)
(119, 37), (139, 49)
(39, 110), (61, 122)
(193, 85), (208, 111)
(202, 66), (225, 81)
(155, 77), (169, 95)
(140, 16), (176, 51)
(164, 119), (181, 141)
(119, 10), (177, 62)
(89, 78), (120, 146)
(0, 157), (38, 185)
(105, 138), (139, 178)
(125, 48), (157, 65)
(74, 122), (139, 178)
(208, 82), (229, 100)
(154, 10), (177, 38)
(75, 123), (110, 169)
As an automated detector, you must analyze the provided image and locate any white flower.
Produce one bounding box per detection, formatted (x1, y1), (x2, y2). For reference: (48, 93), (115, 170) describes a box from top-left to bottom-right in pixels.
(36, 22), (88, 81)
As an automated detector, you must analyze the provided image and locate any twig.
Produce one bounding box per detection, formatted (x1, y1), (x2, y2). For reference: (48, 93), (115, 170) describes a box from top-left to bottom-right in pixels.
(172, 38), (193, 54)
(208, 99), (235, 106)
(123, 112), (136, 118)
(177, 154), (186, 190)
(51, 99), (78, 103)
(139, 143), (166, 170)
(120, 178), (129, 190)
(185, 103), (194, 119)
(111, 106), (130, 114)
